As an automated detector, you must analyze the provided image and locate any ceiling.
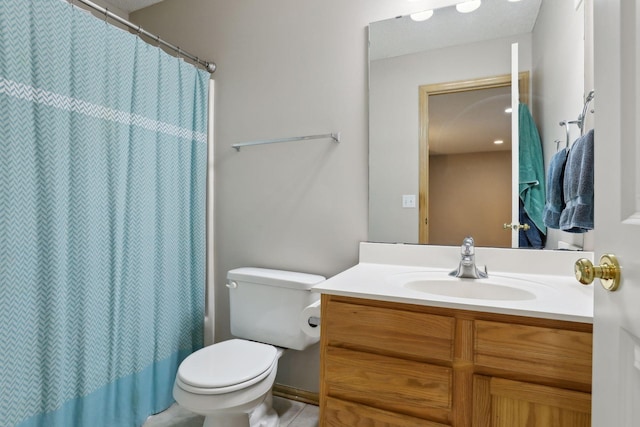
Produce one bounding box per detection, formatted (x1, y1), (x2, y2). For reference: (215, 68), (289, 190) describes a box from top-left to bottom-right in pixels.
(102, 0), (164, 13)
(428, 86), (512, 155)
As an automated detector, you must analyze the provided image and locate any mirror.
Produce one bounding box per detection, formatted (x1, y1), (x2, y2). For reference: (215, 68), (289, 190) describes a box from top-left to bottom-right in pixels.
(368, 0), (589, 249)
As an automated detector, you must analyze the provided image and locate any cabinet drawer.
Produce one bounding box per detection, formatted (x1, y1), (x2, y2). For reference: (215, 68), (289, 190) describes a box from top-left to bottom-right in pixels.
(324, 346), (452, 421)
(474, 320), (592, 386)
(324, 300), (455, 362)
(323, 396), (450, 427)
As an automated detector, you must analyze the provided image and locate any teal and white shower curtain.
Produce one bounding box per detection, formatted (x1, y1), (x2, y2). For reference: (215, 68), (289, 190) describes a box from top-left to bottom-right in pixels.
(0, 1), (208, 426)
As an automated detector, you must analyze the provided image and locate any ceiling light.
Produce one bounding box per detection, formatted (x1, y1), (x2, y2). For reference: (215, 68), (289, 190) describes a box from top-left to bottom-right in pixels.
(494, 140), (504, 145)
(410, 10), (435, 21)
(456, 0), (482, 13)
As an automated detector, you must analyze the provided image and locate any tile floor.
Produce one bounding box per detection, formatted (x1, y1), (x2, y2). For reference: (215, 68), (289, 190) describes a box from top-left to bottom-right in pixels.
(143, 396), (318, 427)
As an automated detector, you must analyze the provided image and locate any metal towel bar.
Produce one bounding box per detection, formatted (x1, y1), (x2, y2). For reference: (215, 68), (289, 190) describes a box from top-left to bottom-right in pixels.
(232, 132), (340, 151)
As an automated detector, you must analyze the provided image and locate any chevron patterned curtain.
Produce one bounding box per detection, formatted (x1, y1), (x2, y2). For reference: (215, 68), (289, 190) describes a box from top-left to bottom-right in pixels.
(0, 1), (208, 426)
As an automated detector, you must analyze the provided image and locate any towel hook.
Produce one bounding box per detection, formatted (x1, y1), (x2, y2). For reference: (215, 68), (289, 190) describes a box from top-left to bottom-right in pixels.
(559, 120), (571, 148)
(578, 90), (595, 136)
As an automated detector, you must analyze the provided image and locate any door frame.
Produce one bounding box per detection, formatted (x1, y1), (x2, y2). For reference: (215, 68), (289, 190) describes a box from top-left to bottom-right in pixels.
(418, 72), (530, 244)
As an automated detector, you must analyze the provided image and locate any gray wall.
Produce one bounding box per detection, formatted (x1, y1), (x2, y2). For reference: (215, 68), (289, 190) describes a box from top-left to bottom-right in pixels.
(131, 0), (418, 393)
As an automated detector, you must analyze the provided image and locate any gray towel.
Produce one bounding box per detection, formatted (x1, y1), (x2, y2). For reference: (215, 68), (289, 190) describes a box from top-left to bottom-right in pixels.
(543, 147), (569, 229)
(559, 129), (594, 232)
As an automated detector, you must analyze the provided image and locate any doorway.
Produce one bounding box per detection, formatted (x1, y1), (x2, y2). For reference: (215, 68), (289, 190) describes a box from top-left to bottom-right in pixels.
(418, 72), (530, 246)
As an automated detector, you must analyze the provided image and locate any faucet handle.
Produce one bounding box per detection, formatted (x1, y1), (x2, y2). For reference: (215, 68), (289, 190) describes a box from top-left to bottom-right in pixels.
(461, 236), (475, 255)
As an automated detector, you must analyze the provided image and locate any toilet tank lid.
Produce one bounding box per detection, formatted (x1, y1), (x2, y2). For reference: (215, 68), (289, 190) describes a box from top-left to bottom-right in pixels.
(227, 267), (325, 290)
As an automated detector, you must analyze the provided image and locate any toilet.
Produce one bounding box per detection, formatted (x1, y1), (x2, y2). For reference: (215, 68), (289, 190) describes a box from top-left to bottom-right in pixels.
(173, 267), (325, 427)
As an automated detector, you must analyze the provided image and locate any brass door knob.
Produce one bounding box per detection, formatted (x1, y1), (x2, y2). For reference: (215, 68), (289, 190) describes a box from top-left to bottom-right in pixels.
(575, 254), (621, 291)
(503, 223), (531, 231)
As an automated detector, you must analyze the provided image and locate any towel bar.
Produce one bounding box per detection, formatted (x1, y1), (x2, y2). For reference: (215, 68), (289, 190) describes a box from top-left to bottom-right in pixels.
(232, 132), (341, 151)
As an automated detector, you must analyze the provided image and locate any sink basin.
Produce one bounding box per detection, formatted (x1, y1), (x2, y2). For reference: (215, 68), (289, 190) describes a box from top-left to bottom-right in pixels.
(403, 279), (536, 301)
(388, 271), (555, 302)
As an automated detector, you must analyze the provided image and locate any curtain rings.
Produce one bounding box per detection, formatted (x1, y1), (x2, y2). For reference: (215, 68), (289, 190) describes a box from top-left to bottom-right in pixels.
(104, 7), (109, 24)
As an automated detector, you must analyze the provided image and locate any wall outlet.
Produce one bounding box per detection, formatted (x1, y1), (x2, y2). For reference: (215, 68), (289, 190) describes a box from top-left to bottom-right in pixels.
(402, 194), (416, 208)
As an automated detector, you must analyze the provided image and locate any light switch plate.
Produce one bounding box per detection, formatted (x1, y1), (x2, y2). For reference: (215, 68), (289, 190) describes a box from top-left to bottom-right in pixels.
(402, 194), (416, 208)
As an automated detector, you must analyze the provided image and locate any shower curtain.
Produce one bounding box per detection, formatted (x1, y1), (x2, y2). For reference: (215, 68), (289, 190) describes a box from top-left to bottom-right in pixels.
(0, 1), (208, 426)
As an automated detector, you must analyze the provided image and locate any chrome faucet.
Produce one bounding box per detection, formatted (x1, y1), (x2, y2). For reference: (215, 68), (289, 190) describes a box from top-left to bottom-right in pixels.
(449, 236), (488, 279)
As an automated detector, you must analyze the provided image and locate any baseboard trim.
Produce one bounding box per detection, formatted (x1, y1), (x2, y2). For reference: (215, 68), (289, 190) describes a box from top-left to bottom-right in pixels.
(273, 384), (319, 406)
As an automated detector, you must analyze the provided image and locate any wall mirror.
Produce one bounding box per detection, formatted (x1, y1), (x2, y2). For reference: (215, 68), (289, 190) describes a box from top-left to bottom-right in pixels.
(368, 0), (590, 250)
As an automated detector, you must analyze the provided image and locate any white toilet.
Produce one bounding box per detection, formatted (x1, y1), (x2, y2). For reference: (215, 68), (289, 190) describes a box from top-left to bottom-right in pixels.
(173, 267), (325, 427)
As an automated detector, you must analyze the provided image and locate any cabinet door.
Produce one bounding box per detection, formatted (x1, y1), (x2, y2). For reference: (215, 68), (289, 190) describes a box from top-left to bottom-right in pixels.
(473, 376), (591, 427)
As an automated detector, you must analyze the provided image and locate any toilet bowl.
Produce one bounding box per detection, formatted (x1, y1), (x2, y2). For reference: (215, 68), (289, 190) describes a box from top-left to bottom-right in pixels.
(173, 268), (325, 427)
(173, 339), (283, 427)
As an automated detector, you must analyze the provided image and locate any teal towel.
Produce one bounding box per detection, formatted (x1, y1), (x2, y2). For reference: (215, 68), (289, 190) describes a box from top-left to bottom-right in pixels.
(519, 103), (547, 235)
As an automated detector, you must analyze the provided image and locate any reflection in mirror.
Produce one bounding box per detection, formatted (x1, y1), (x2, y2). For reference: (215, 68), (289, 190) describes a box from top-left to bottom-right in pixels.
(368, 0), (590, 250)
(425, 82), (513, 247)
(420, 72), (528, 248)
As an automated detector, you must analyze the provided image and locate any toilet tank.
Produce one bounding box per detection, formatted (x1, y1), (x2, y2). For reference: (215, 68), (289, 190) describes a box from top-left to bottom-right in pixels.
(227, 268), (325, 351)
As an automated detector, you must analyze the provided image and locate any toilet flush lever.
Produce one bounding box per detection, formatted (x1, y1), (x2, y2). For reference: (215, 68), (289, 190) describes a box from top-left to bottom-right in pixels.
(226, 281), (238, 289)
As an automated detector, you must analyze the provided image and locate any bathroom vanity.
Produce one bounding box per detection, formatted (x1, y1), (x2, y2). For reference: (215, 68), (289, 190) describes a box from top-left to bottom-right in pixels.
(313, 243), (594, 427)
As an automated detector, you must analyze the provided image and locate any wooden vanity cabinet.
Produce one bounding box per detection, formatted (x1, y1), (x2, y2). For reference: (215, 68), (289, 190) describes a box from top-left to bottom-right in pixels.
(319, 295), (593, 427)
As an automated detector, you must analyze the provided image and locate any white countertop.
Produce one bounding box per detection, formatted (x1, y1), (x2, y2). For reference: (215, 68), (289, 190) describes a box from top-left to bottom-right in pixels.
(312, 243), (594, 323)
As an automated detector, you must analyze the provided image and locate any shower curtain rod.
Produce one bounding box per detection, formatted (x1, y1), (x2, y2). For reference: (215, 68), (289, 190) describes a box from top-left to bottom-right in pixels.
(69, 0), (216, 73)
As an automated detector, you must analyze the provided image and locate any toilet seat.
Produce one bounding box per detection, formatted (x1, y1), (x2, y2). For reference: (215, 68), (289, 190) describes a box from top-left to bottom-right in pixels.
(176, 339), (278, 395)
